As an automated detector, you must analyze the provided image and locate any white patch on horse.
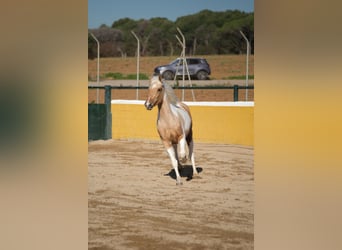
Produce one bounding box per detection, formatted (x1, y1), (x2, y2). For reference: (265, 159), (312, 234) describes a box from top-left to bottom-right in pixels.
(173, 105), (191, 134)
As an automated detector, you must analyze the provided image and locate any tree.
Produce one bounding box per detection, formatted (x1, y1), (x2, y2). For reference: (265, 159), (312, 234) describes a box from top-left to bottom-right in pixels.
(88, 10), (254, 58)
(89, 27), (124, 57)
(147, 18), (177, 56)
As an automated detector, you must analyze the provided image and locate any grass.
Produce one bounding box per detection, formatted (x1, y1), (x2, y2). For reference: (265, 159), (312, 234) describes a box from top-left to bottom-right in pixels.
(103, 72), (123, 79)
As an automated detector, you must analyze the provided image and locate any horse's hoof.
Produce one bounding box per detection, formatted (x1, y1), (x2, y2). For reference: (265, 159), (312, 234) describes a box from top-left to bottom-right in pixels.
(176, 181), (183, 186)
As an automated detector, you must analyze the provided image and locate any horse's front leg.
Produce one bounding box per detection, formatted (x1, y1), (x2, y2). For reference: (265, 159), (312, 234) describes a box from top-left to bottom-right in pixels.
(164, 141), (182, 185)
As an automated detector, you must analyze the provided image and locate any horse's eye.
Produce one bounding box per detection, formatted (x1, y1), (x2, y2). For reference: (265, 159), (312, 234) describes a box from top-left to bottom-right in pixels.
(158, 88), (162, 92)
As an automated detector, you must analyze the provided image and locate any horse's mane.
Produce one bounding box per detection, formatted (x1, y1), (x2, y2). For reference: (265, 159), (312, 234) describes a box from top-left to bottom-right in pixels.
(162, 81), (179, 106)
(151, 75), (179, 106)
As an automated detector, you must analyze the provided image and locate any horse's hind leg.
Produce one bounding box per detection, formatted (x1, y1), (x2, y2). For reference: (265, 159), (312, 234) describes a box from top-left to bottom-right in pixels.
(188, 139), (200, 177)
(172, 144), (181, 168)
(179, 136), (187, 164)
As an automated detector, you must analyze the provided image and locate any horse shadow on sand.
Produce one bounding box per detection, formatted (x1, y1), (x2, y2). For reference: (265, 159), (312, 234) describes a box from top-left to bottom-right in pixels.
(164, 165), (203, 182)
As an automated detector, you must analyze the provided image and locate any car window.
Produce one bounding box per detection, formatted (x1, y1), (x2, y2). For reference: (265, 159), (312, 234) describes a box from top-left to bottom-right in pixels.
(188, 59), (199, 65)
(170, 59), (179, 65)
(169, 58), (209, 66)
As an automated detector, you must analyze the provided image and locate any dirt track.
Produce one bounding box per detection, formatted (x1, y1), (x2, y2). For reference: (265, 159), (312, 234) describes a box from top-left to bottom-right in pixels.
(88, 139), (254, 249)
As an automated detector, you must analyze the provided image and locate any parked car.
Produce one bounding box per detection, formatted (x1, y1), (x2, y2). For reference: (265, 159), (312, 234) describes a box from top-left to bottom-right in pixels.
(154, 57), (211, 80)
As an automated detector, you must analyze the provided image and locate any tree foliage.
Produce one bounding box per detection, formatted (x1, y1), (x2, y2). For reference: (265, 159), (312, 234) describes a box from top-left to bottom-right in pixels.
(88, 9), (253, 59)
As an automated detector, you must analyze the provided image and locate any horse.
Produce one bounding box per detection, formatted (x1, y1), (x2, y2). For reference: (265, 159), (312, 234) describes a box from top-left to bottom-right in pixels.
(144, 74), (200, 185)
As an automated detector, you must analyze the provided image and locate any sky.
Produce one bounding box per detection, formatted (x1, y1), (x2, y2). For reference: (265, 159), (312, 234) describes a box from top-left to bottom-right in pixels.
(88, 0), (254, 29)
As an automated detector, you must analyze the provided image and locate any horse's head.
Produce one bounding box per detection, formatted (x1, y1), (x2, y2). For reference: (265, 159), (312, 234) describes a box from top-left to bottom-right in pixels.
(144, 75), (164, 110)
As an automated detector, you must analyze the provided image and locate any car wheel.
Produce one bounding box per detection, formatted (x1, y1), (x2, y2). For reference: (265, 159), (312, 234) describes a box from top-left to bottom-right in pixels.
(196, 70), (208, 80)
(162, 71), (174, 80)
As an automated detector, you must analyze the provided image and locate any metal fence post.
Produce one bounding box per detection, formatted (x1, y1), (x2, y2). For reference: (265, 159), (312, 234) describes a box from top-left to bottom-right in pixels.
(131, 31), (140, 100)
(233, 85), (239, 102)
(240, 31), (250, 101)
(104, 85), (112, 139)
(89, 33), (100, 103)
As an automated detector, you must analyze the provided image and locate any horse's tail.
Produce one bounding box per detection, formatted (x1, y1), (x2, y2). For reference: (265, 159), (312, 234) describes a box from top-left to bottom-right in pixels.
(186, 126), (193, 145)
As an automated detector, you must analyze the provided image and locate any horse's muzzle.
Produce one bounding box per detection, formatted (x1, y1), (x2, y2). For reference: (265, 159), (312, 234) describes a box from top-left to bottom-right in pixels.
(144, 101), (153, 110)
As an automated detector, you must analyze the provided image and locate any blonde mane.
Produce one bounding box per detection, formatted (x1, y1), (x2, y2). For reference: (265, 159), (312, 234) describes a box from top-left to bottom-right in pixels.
(151, 75), (179, 106)
(163, 81), (179, 106)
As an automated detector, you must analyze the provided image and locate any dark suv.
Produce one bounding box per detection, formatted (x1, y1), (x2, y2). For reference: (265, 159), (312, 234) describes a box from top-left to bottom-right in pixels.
(154, 57), (211, 80)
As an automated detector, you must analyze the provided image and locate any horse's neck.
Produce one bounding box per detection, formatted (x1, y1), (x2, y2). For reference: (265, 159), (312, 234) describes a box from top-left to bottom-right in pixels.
(158, 94), (178, 120)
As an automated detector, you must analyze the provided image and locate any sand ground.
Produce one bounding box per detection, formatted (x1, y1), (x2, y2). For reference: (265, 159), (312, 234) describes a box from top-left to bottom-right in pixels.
(88, 139), (254, 249)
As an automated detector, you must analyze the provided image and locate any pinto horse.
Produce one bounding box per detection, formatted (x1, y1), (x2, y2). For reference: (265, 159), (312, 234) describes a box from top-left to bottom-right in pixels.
(144, 75), (199, 185)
